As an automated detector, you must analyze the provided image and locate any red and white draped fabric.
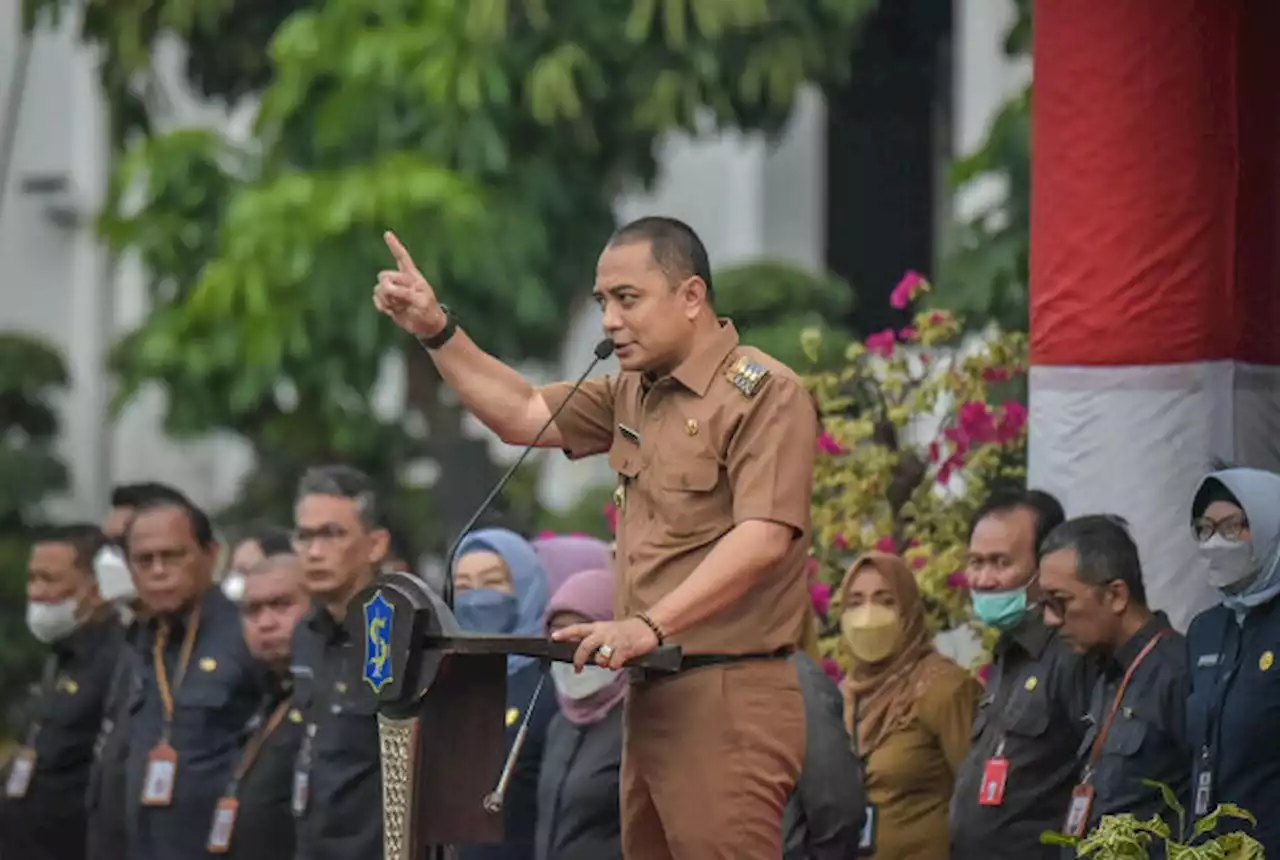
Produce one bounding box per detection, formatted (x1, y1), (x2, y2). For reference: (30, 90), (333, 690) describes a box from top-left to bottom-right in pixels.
(1027, 0), (1280, 629)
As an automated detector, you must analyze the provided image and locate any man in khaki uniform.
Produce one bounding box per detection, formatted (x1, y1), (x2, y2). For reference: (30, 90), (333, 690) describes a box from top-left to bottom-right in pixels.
(374, 215), (816, 859)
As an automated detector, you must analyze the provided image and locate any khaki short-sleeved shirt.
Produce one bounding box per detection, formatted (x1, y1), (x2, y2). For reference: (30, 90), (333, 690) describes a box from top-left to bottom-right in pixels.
(536, 321), (816, 655)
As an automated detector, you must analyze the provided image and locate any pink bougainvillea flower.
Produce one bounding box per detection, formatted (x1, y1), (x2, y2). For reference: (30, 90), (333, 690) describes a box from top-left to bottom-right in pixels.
(898, 326), (918, 341)
(911, 556), (926, 569)
(816, 431), (845, 456)
(874, 535), (896, 553)
(809, 582), (832, 618)
(977, 663), (993, 685)
(821, 657), (844, 683)
(928, 310), (948, 326)
(833, 533), (851, 551)
(996, 402), (1029, 443)
(865, 329), (897, 358)
(535, 530), (557, 540)
(890, 270), (927, 309)
(928, 441), (941, 463)
(946, 570), (968, 589)
(982, 366), (1011, 383)
(937, 452), (966, 485)
(602, 501), (618, 535)
(956, 401), (997, 445)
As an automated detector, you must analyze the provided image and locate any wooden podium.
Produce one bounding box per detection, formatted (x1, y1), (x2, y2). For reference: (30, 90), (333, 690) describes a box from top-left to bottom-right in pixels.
(344, 572), (682, 859)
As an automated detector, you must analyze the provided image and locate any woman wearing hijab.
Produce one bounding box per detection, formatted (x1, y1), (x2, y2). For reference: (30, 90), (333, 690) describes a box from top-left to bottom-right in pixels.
(531, 535), (612, 600)
(454, 528), (558, 860)
(1186, 468), (1280, 851)
(535, 568), (627, 860)
(838, 552), (981, 859)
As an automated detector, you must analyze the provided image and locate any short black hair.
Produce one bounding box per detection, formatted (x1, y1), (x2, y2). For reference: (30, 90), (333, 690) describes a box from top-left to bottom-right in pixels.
(970, 486), (1066, 556)
(609, 216), (714, 302)
(1039, 514), (1147, 606)
(236, 524), (294, 557)
(122, 496), (216, 553)
(295, 465), (380, 530)
(33, 523), (108, 574)
(109, 482), (187, 509)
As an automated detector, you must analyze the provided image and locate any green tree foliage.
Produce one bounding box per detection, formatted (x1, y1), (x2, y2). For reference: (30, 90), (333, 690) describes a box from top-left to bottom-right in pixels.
(933, 0), (1030, 330)
(24, 0), (875, 545)
(714, 261), (857, 369)
(0, 334), (70, 728)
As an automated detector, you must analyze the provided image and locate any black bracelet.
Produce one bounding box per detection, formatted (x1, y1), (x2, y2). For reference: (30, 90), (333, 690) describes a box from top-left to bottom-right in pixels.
(416, 304), (458, 350)
(635, 612), (666, 645)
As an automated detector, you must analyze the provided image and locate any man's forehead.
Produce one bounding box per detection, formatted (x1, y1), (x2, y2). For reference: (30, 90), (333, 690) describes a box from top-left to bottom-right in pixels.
(1038, 548), (1080, 587)
(969, 508), (1037, 551)
(30, 541), (79, 568)
(244, 566), (305, 599)
(595, 241), (658, 286)
(295, 493), (362, 526)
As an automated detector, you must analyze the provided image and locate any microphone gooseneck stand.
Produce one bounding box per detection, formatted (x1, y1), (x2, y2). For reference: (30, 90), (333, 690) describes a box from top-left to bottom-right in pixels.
(427, 338), (614, 860)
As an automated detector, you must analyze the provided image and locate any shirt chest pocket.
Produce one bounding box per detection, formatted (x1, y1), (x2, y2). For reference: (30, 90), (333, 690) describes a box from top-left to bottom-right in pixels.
(1002, 690), (1050, 740)
(174, 671), (244, 743)
(655, 453), (731, 537)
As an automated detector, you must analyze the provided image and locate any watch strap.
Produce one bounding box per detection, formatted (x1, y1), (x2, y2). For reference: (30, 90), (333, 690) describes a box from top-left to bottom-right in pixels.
(417, 305), (458, 350)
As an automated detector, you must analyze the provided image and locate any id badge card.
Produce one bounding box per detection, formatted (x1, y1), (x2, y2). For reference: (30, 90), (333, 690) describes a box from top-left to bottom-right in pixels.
(1194, 769), (1213, 817)
(1064, 784), (1095, 838)
(857, 803), (877, 856)
(4, 748), (36, 799)
(141, 743), (178, 806)
(979, 756), (1009, 806)
(291, 770), (310, 816)
(206, 797), (239, 853)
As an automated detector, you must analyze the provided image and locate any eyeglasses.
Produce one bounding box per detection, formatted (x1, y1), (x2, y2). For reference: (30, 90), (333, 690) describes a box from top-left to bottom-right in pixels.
(1191, 514), (1249, 542)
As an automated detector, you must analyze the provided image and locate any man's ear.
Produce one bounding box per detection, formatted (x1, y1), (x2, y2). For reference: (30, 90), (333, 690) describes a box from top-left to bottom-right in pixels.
(367, 528), (391, 567)
(1107, 580), (1131, 614)
(679, 276), (708, 319)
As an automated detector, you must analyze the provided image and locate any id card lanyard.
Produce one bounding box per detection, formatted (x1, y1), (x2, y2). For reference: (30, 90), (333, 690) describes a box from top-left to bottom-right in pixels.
(4, 656), (59, 799)
(850, 697), (877, 856)
(1196, 614), (1240, 817)
(140, 606), (202, 807)
(1062, 630), (1170, 837)
(206, 698), (292, 853)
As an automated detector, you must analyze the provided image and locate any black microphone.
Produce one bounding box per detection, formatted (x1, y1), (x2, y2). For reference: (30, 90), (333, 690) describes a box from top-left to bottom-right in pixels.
(440, 338), (616, 608)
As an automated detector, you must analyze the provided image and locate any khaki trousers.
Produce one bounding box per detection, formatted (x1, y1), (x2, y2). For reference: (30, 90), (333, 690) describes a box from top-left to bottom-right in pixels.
(621, 658), (806, 859)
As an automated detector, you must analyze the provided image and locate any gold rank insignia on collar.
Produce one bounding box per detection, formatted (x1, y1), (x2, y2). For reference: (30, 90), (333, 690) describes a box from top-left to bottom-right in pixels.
(726, 356), (769, 397)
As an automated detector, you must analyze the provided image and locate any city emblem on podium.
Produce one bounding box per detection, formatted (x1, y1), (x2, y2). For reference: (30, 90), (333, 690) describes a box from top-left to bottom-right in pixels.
(363, 589), (395, 694)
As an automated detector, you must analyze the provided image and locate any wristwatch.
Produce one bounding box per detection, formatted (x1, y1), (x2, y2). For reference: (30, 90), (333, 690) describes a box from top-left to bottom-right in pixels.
(417, 304), (458, 350)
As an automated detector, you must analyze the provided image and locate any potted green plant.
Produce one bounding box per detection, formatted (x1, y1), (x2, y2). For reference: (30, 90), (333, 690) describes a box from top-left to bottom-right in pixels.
(1041, 780), (1263, 859)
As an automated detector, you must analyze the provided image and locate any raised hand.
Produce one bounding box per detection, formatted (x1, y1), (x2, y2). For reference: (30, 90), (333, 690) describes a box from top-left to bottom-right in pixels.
(373, 231), (447, 337)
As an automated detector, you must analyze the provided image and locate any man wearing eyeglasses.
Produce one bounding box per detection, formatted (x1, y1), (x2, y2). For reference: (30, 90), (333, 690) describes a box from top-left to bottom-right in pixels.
(949, 488), (1098, 860)
(288, 465), (390, 860)
(1037, 515), (1189, 844)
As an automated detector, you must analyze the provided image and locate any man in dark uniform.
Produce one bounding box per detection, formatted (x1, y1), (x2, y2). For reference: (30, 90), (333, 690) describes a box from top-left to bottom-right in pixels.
(87, 481), (188, 860)
(374, 216), (817, 859)
(1037, 515), (1189, 840)
(204, 552), (310, 857)
(290, 465), (389, 860)
(122, 495), (262, 860)
(0, 524), (121, 860)
(950, 489), (1097, 860)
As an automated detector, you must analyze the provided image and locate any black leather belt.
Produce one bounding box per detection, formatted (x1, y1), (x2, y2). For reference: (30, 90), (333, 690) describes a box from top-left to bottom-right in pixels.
(679, 647), (793, 671)
(630, 647), (792, 684)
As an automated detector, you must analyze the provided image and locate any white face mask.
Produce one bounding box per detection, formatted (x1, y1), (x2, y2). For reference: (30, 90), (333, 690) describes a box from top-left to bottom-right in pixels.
(94, 546), (136, 605)
(549, 662), (620, 701)
(1199, 534), (1260, 591)
(222, 571), (246, 604)
(26, 599), (80, 644)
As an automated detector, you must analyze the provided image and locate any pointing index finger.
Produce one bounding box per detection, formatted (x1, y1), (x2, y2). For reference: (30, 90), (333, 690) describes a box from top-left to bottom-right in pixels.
(383, 230), (420, 276)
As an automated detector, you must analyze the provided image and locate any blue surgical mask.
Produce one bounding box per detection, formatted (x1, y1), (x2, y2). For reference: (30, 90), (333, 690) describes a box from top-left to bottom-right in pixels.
(454, 589), (519, 634)
(972, 586), (1029, 631)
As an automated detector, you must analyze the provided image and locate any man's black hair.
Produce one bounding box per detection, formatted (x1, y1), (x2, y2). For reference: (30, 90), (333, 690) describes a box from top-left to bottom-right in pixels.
(970, 486), (1066, 556)
(109, 482), (188, 509)
(33, 523), (108, 573)
(1039, 514), (1147, 606)
(609, 216), (714, 303)
(295, 465), (380, 531)
(236, 524), (294, 557)
(122, 496), (216, 552)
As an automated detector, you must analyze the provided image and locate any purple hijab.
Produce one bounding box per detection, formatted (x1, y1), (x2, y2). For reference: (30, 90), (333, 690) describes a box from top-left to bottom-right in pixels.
(533, 535), (612, 598)
(544, 568), (628, 725)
